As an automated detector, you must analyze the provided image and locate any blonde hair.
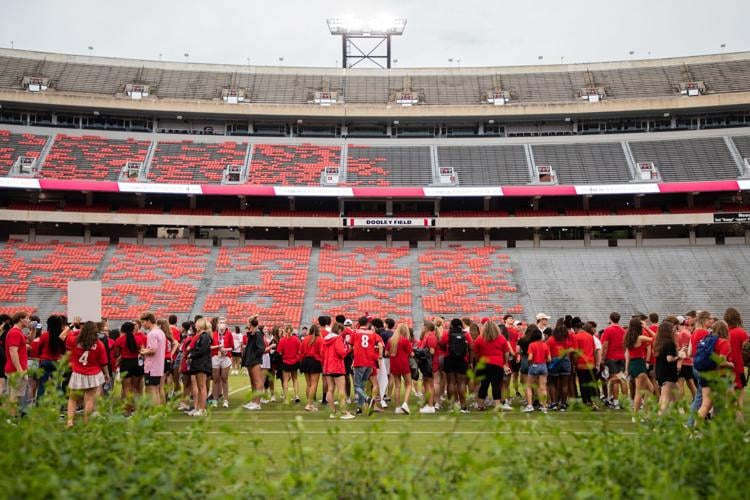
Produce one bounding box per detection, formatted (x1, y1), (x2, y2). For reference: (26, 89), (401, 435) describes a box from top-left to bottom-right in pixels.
(195, 318), (212, 333)
(712, 320), (729, 339)
(433, 317), (444, 335)
(390, 323), (410, 357)
(695, 311), (712, 329)
(157, 319), (173, 344)
(482, 320), (500, 342)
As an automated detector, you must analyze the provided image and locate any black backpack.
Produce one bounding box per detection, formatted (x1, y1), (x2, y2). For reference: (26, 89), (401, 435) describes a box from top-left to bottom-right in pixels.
(448, 330), (468, 359)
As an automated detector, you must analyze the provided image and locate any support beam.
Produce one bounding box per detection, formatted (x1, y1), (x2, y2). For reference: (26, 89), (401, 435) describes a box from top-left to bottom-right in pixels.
(745, 227), (750, 245)
(189, 195), (197, 210)
(435, 229), (442, 248)
(533, 229), (541, 248)
(386, 200), (393, 217)
(137, 226), (145, 245)
(239, 229), (246, 246)
(85, 192), (93, 206)
(584, 227), (591, 247)
(288, 229), (295, 247)
(583, 196), (590, 210)
(29, 224), (36, 242)
(635, 227), (643, 247)
(337, 228), (344, 247)
(386, 228), (393, 247)
(689, 225), (697, 246)
(484, 230), (490, 247)
(83, 225), (91, 243)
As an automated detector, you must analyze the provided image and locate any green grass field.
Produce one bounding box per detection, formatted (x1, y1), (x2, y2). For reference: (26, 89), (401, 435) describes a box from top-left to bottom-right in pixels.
(164, 373), (669, 447)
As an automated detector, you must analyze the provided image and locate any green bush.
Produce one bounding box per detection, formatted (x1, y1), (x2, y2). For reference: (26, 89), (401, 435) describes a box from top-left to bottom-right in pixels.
(1, 369), (747, 499)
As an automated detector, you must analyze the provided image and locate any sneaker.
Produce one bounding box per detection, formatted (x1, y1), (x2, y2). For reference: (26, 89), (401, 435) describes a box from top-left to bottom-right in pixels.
(395, 407), (404, 414)
(380, 400), (388, 409)
(414, 391), (423, 398)
(345, 398), (352, 405)
(187, 409), (199, 416)
(400, 402), (410, 415)
(559, 404), (568, 412)
(270, 395), (276, 403)
(515, 391), (523, 400)
(500, 403), (513, 411)
(541, 407), (548, 414)
(260, 398), (270, 404)
(373, 406), (384, 413)
(340, 413), (356, 420)
(177, 403), (190, 411)
(356, 407), (363, 415)
(244, 402), (261, 411)
(329, 413), (337, 419)
(460, 408), (470, 414)
(434, 403), (441, 410)
(419, 405), (436, 414)
(208, 399), (218, 408)
(305, 405), (315, 411)
(222, 400), (229, 408)
(613, 401), (621, 410)
(522, 404), (534, 413)
(294, 396), (300, 404)
(192, 409), (207, 417)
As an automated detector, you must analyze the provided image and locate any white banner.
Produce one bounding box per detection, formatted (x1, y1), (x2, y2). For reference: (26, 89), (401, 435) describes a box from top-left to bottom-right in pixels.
(738, 179), (750, 191)
(274, 186), (354, 197)
(343, 217), (435, 227)
(118, 182), (202, 194)
(574, 183), (660, 195)
(0, 178), (41, 189)
(423, 187), (503, 197)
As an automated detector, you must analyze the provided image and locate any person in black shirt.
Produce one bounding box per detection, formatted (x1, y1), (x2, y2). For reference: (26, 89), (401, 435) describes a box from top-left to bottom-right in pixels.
(654, 321), (682, 415)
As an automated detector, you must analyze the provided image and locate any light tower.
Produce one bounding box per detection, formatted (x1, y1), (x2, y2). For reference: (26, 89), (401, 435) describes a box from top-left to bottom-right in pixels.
(327, 17), (407, 69)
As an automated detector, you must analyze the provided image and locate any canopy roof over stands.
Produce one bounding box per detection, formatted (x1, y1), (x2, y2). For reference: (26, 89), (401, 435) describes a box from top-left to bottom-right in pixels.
(2, 48), (750, 117)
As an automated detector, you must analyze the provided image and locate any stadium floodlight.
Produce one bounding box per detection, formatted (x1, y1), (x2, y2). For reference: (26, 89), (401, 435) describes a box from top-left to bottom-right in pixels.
(327, 16), (407, 69)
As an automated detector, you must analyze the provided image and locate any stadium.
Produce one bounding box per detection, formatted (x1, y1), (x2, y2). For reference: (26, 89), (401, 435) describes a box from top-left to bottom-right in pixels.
(1, 11), (749, 498)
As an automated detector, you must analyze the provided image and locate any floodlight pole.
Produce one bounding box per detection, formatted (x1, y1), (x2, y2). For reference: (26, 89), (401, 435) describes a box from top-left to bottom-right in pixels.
(328, 18), (405, 69)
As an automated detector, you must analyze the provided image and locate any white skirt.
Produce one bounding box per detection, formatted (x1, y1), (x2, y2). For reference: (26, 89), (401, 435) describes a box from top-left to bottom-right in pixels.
(69, 371), (105, 390)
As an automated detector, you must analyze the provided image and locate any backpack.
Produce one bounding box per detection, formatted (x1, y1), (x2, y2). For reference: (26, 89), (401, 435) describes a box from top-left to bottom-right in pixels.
(448, 331), (468, 359)
(742, 339), (750, 367)
(693, 334), (719, 372)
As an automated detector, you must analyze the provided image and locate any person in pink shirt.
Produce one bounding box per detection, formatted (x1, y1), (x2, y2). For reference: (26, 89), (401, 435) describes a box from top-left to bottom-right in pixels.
(140, 312), (166, 404)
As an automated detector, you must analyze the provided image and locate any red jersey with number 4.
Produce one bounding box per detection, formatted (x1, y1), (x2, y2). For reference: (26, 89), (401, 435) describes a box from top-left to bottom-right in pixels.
(65, 334), (107, 376)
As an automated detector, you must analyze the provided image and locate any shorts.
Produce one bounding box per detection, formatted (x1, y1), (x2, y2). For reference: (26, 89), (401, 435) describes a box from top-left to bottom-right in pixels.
(519, 356), (529, 375)
(606, 359), (626, 377)
(8, 374), (29, 399)
(657, 375), (678, 387)
(443, 357), (468, 374)
(300, 357), (322, 374)
(509, 358), (521, 373)
(69, 372), (104, 390)
(548, 357), (572, 377)
(164, 359), (173, 373)
(737, 372), (748, 389)
(120, 358), (144, 378)
(145, 374), (162, 386)
(325, 373), (345, 378)
(528, 363), (548, 377)
(418, 361), (433, 379)
(232, 351), (242, 358)
(678, 364), (694, 380)
(627, 358), (648, 378)
(212, 356), (232, 370)
(282, 362), (300, 372)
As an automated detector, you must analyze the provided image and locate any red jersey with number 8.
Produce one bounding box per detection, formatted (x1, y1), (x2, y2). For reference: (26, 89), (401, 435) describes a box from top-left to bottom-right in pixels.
(351, 328), (381, 368)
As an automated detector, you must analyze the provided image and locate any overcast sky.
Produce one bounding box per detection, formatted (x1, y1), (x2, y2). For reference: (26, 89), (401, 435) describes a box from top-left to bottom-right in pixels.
(1, 0), (747, 68)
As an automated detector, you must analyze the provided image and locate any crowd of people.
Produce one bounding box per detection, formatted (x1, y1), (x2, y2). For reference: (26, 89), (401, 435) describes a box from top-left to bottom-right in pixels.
(1, 307), (748, 426)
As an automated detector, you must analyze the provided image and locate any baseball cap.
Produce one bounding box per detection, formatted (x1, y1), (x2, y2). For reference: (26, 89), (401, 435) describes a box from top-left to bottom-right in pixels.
(676, 315), (686, 325)
(480, 317), (490, 324)
(536, 313), (550, 321)
(514, 320), (522, 327)
(343, 319), (353, 326)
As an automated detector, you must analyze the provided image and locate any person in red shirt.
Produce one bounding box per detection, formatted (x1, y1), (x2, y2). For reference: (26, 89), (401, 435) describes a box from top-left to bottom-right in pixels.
(525, 325), (551, 413)
(322, 320), (354, 419)
(277, 324), (301, 404)
(4, 312), (30, 415)
(574, 321), (598, 407)
(37, 314), (67, 399)
(418, 320), (439, 414)
(440, 318), (473, 412)
(646, 313), (660, 396)
(546, 318), (575, 411)
(503, 314), (522, 400)
(113, 321), (146, 414)
(61, 321), (109, 427)
(432, 317), (447, 410)
(724, 307), (748, 409)
(388, 323), (414, 415)
(601, 312), (627, 409)
(697, 320), (734, 420)
(299, 324), (324, 411)
(209, 317), (235, 408)
(177, 324), (197, 412)
(473, 320), (511, 411)
(624, 317), (655, 418)
(675, 318), (697, 401)
(350, 316), (384, 415)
